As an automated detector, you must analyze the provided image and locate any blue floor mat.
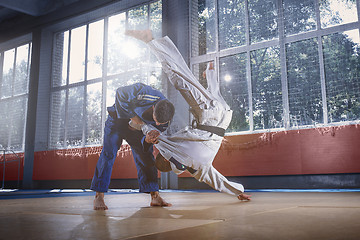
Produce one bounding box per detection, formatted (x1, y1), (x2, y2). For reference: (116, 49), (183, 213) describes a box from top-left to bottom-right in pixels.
(0, 188), (359, 200)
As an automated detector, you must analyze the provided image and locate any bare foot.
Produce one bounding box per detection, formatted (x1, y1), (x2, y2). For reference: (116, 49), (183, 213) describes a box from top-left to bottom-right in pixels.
(150, 191), (172, 207)
(238, 193), (251, 201)
(125, 29), (153, 43)
(94, 192), (108, 210)
(203, 61), (214, 78)
(208, 61), (214, 70)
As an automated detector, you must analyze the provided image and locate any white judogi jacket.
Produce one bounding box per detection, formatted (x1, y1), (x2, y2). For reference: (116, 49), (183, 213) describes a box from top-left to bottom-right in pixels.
(141, 36), (244, 196)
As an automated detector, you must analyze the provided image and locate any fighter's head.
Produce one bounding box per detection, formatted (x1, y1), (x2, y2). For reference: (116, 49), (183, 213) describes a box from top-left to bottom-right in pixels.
(153, 100), (175, 125)
(155, 153), (172, 172)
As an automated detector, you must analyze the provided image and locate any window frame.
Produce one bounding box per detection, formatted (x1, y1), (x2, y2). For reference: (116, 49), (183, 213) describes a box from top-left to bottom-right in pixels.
(0, 34), (32, 151)
(47, 0), (163, 150)
(190, 0), (360, 135)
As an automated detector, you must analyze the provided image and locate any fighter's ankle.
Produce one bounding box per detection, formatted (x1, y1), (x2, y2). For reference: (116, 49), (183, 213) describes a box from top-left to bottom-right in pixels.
(95, 192), (104, 198)
(150, 191), (159, 198)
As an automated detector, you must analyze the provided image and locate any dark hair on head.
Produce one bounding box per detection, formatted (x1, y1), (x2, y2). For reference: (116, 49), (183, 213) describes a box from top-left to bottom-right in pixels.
(155, 153), (172, 172)
(154, 99), (175, 123)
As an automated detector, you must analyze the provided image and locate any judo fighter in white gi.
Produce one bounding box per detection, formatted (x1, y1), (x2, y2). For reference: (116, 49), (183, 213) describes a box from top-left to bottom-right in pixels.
(126, 30), (251, 201)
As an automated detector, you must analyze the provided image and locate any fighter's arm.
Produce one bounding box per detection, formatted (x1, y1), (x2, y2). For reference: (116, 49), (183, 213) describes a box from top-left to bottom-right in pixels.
(192, 165), (251, 201)
(140, 124), (161, 152)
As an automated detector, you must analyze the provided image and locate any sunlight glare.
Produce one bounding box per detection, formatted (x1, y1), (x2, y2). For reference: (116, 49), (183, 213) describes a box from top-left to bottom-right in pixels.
(224, 74), (232, 82)
(122, 40), (141, 59)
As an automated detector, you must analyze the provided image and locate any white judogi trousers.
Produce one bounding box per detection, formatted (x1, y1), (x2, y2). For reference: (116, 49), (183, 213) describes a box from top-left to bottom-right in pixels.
(142, 36), (245, 195)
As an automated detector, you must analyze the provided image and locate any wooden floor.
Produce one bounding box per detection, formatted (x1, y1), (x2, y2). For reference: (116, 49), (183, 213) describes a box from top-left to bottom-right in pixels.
(0, 190), (359, 240)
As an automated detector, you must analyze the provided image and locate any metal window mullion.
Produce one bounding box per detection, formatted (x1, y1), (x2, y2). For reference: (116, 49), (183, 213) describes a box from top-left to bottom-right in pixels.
(315, 0), (328, 124)
(188, 0), (193, 58)
(125, 10), (129, 29)
(0, 53), (4, 98)
(66, 31), (71, 87)
(21, 94), (28, 151)
(146, 4), (151, 85)
(22, 42), (32, 151)
(83, 24), (90, 147)
(214, 0), (220, 96)
(315, 0), (322, 31)
(278, 0), (290, 129)
(147, 2), (151, 29)
(11, 48), (17, 98)
(246, 51), (253, 131)
(357, 0), (360, 32)
(215, 0), (220, 53)
(215, 52), (220, 85)
(125, 11), (130, 73)
(318, 36), (328, 124)
(245, 0), (253, 131)
(7, 47), (18, 148)
(26, 43), (31, 94)
(101, 17), (109, 141)
(64, 30), (72, 148)
(64, 90), (69, 148)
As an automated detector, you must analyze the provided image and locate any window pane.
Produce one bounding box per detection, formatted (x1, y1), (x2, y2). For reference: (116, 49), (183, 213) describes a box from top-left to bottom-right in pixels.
(106, 78), (131, 108)
(125, 41), (149, 73)
(9, 97), (27, 151)
(50, 1), (163, 149)
(323, 30), (360, 122)
(249, 0), (278, 43)
(191, 0), (216, 56)
(107, 13), (127, 75)
(69, 26), (86, 84)
(1, 49), (15, 98)
(251, 47), (283, 129)
(218, 0), (246, 50)
(220, 54), (250, 132)
(147, 60), (163, 90)
(67, 86), (84, 147)
(106, 79), (117, 108)
(52, 31), (69, 87)
(192, 62), (209, 89)
(283, 0), (316, 36)
(62, 31), (69, 86)
(128, 5), (148, 30)
(106, 71), (148, 108)
(286, 38), (323, 127)
(86, 82), (102, 146)
(50, 90), (66, 149)
(320, 0), (358, 29)
(87, 20), (104, 80)
(0, 100), (10, 149)
(150, 0), (162, 39)
(14, 44), (30, 96)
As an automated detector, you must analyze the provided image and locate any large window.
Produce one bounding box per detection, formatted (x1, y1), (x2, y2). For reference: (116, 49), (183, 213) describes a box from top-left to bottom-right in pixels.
(49, 0), (163, 149)
(191, 0), (360, 133)
(0, 42), (32, 151)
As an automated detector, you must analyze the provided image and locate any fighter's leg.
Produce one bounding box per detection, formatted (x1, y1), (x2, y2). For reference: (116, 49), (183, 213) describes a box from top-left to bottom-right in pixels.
(91, 117), (125, 210)
(126, 129), (159, 193)
(126, 130), (171, 206)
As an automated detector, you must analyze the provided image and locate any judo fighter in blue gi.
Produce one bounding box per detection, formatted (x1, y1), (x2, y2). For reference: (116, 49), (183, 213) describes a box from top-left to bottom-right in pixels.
(91, 83), (175, 210)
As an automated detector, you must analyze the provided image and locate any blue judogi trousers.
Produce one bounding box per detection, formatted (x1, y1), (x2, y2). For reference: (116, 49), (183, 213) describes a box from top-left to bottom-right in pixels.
(90, 115), (159, 193)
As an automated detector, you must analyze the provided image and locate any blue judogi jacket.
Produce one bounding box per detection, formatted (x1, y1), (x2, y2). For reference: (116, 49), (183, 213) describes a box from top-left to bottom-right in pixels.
(107, 83), (169, 148)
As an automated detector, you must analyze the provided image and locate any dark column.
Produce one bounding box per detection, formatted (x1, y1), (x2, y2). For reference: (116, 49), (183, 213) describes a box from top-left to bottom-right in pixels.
(161, 0), (190, 190)
(22, 29), (41, 189)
